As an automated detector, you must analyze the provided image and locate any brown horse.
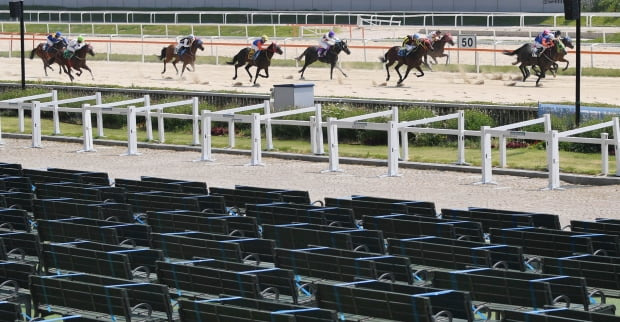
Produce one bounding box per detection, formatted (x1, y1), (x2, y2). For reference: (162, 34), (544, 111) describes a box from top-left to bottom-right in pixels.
(503, 38), (569, 85)
(48, 43), (96, 82)
(226, 42), (283, 84)
(159, 38), (204, 77)
(30, 42), (66, 76)
(379, 38), (433, 85)
(427, 33), (455, 65)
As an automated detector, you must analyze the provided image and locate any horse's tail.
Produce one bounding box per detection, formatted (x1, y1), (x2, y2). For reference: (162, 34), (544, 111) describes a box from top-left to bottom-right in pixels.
(503, 49), (517, 56)
(226, 51), (241, 65)
(159, 47), (167, 60)
(29, 48), (36, 60)
(295, 48), (308, 61)
(379, 51), (388, 63)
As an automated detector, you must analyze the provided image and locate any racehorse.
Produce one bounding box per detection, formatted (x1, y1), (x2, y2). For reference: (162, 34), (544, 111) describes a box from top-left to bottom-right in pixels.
(294, 40), (351, 80)
(226, 42), (283, 84)
(503, 38), (569, 85)
(503, 39), (561, 86)
(30, 41), (66, 76)
(379, 38), (434, 85)
(427, 33), (455, 65)
(159, 38), (204, 77)
(549, 36), (574, 76)
(66, 44), (96, 80)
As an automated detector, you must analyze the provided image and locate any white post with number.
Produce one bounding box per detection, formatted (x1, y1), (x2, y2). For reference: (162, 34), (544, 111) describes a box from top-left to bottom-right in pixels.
(459, 35), (478, 73)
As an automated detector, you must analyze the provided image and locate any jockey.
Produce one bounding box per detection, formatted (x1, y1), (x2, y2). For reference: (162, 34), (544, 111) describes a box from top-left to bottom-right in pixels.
(402, 33), (425, 55)
(65, 36), (85, 59)
(46, 31), (66, 52)
(318, 30), (338, 58)
(250, 34), (269, 60)
(176, 34), (195, 55)
(428, 30), (442, 43)
(533, 29), (554, 57)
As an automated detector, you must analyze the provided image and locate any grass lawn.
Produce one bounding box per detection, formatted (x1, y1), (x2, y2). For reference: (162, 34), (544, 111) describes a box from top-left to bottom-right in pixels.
(1, 116), (614, 176)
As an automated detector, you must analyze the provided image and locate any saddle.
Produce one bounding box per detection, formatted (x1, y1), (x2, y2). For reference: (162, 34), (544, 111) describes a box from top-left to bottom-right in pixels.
(247, 48), (256, 60)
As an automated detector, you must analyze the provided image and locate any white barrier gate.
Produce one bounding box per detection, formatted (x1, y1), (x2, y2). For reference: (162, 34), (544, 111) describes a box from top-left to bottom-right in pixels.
(140, 97), (200, 145)
(480, 114), (552, 187)
(398, 111), (466, 168)
(199, 101), (322, 165)
(79, 103), (95, 153)
(30, 102), (42, 148)
(325, 107), (398, 176)
(553, 117), (620, 183)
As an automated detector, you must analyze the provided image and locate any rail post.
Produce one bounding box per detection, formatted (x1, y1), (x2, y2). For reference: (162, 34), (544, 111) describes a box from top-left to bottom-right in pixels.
(613, 117), (620, 176)
(456, 110), (467, 165)
(145, 95), (153, 141)
(197, 110), (214, 162)
(547, 130), (560, 190)
(31, 101), (42, 148)
(385, 121), (400, 177)
(51, 90), (60, 135)
(124, 106), (139, 156)
(192, 97), (200, 145)
(315, 103), (324, 155)
(95, 92), (104, 137)
(324, 117), (342, 172)
(601, 132), (609, 176)
(248, 113), (264, 166)
(264, 100), (273, 150)
(157, 106), (164, 143)
(480, 126), (493, 184)
(79, 104), (95, 152)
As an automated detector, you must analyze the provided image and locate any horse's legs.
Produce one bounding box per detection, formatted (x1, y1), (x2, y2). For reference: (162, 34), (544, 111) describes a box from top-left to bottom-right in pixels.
(519, 64), (528, 81)
(415, 65), (425, 77)
(423, 55), (433, 72)
(82, 64), (94, 80)
(394, 62), (404, 82)
(397, 66), (414, 85)
(258, 66), (270, 79)
(298, 62), (310, 80)
(245, 64), (254, 82)
(232, 63), (243, 80)
(172, 58), (180, 75)
(560, 58), (570, 71)
(333, 62), (348, 78)
(253, 67), (261, 84)
(180, 62), (187, 78)
(384, 59), (396, 82)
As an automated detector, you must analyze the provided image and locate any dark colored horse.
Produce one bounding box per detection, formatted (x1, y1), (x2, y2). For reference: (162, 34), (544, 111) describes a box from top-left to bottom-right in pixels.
(427, 33), (455, 65)
(379, 38), (434, 85)
(226, 42), (283, 84)
(549, 36), (574, 76)
(30, 41), (66, 76)
(294, 40), (351, 80)
(503, 39), (562, 86)
(159, 38), (204, 77)
(47, 42), (95, 82)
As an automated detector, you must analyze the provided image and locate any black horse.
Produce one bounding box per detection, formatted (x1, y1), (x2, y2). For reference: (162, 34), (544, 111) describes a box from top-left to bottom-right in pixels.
(503, 38), (562, 86)
(227, 42), (283, 84)
(294, 40), (351, 80)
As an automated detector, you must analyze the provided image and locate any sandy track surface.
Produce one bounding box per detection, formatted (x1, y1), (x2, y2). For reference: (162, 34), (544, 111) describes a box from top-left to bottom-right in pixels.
(1, 138), (618, 227)
(2, 57), (619, 106)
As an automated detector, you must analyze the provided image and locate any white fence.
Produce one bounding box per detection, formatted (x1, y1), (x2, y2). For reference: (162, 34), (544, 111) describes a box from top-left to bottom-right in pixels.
(2, 92), (618, 188)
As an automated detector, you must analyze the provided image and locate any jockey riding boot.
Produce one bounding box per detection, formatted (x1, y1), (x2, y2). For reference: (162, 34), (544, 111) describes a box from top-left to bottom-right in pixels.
(247, 49), (255, 60)
(317, 48), (325, 58)
(253, 50), (261, 60)
(533, 47), (542, 57)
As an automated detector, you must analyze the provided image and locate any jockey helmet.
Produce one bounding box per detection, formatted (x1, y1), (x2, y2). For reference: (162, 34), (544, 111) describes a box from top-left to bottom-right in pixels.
(261, 35), (269, 41)
(55, 31), (62, 37)
(189, 34), (194, 39)
(543, 29), (550, 35)
(328, 31), (335, 38)
(554, 30), (561, 37)
(77, 36), (84, 43)
(413, 33), (421, 39)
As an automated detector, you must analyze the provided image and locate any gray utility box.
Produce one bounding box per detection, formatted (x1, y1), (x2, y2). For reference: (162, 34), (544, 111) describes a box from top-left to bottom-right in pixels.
(272, 83), (314, 112)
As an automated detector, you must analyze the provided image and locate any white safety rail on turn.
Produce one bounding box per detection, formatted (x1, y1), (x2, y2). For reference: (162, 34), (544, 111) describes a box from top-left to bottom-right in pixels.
(136, 97), (200, 145)
(198, 101), (322, 166)
(325, 107), (398, 176)
(480, 115), (552, 187)
(398, 111), (467, 166)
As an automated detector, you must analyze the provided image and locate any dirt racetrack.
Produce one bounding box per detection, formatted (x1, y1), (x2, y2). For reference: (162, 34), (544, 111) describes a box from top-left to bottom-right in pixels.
(2, 53), (619, 106)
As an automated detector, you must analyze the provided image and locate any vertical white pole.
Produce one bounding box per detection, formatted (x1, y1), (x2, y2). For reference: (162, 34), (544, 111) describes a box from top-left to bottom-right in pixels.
(547, 130), (560, 189)
(315, 104), (324, 155)
(386, 121), (400, 177)
(198, 110), (214, 162)
(125, 106), (139, 156)
(499, 135), (507, 168)
(18, 103), (24, 133)
(80, 104), (94, 152)
(480, 126), (493, 184)
(264, 100), (273, 150)
(400, 130), (409, 161)
(326, 118), (341, 172)
(249, 113), (263, 166)
(457, 110), (466, 164)
(96, 92), (104, 137)
(52, 90), (60, 135)
(392, 107), (400, 160)
(228, 119), (236, 148)
(601, 133), (609, 176)
(31, 102), (42, 148)
(310, 116), (317, 154)
(612, 117), (620, 176)
(192, 97), (200, 145)
(543, 113), (552, 133)
(145, 96), (152, 141)
(0, 114), (3, 145)
(157, 108), (165, 143)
